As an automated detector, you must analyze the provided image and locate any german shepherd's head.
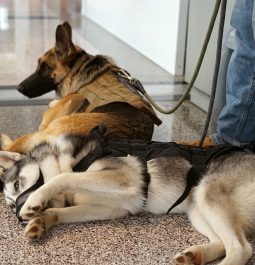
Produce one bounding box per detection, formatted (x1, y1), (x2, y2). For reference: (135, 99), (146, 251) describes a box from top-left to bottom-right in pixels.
(18, 22), (114, 98)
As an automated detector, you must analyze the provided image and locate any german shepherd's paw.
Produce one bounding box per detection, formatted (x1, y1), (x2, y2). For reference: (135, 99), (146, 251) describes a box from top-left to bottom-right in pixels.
(172, 251), (202, 265)
(48, 99), (60, 108)
(0, 133), (13, 150)
(20, 192), (48, 220)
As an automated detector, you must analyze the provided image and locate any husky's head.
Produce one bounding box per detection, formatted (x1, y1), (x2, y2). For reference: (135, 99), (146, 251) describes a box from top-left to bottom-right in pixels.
(0, 125), (107, 213)
(0, 151), (40, 212)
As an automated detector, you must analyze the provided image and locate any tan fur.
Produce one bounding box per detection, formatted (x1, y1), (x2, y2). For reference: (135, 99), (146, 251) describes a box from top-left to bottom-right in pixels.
(39, 93), (85, 131)
(3, 112), (134, 153)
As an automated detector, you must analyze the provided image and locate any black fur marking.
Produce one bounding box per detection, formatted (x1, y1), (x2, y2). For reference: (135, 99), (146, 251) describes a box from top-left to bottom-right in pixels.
(64, 125), (106, 159)
(68, 51), (87, 68)
(67, 135), (91, 158)
(80, 55), (110, 80)
(30, 142), (57, 162)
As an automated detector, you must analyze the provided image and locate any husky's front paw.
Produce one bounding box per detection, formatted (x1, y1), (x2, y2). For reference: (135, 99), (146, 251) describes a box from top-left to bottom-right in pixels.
(173, 251), (202, 265)
(24, 210), (60, 240)
(24, 217), (45, 240)
(20, 192), (48, 220)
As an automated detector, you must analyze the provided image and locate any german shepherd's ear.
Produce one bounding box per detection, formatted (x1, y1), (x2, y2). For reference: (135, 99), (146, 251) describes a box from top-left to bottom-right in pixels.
(55, 21), (75, 58)
(90, 124), (107, 137)
(62, 21), (72, 40)
(1, 133), (13, 150)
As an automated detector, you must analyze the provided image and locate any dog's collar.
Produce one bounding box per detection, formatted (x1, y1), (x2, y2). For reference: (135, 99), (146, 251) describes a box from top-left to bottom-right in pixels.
(15, 169), (44, 223)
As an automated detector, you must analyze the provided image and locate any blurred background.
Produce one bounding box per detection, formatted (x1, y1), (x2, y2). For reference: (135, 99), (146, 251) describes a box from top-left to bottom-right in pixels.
(0, 0), (235, 141)
(0, 0), (235, 108)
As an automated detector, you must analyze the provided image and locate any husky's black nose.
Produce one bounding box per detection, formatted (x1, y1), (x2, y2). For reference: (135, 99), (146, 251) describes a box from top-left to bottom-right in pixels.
(17, 73), (57, 98)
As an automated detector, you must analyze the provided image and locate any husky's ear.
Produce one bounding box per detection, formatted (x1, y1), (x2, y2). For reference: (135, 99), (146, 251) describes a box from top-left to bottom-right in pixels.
(0, 151), (21, 171)
(55, 21), (75, 58)
(90, 124), (107, 137)
(0, 151), (21, 188)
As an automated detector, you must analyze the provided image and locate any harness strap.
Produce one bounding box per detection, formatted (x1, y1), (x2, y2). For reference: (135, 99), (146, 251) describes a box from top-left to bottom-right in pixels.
(110, 69), (162, 126)
(206, 145), (248, 163)
(166, 144), (254, 214)
(166, 165), (207, 214)
(0, 166), (4, 191)
(73, 146), (111, 172)
(138, 158), (151, 200)
(111, 69), (141, 96)
(15, 169), (44, 223)
(75, 98), (90, 113)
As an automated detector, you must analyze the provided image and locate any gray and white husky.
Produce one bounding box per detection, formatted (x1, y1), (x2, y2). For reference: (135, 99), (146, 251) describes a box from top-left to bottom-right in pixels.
(1, 125), (255, 265)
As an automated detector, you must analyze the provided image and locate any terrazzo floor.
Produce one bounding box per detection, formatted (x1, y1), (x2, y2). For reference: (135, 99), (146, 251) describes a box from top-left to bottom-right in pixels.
(0, 1), (255, 265)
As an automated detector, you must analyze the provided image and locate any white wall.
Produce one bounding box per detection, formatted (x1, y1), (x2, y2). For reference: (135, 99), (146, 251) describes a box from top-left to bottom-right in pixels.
(81, 0), (188, 75)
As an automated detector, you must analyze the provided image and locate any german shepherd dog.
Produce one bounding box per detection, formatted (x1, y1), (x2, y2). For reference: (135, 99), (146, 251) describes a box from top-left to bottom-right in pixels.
(1, 125), (255, 265)
(1, 21), (161, 154)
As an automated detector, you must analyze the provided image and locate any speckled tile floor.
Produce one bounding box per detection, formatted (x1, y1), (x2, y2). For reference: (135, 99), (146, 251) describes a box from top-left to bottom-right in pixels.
(0, 1), (255, 265)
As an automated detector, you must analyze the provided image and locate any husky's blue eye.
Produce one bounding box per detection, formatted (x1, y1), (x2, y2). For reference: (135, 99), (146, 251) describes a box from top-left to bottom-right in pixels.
(14, 180), (19, 191)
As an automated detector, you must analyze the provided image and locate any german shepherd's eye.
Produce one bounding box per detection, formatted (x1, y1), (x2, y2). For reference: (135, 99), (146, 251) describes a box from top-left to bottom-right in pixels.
(14, 180), (19, 191)
(40, 62), (52, 71)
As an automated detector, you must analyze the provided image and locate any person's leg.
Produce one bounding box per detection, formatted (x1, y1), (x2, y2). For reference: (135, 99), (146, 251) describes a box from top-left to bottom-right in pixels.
(212, 0), (255, 145)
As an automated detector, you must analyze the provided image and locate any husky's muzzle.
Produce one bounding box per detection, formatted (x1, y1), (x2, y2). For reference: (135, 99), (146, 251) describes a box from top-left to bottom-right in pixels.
(17, 73), (57, 98)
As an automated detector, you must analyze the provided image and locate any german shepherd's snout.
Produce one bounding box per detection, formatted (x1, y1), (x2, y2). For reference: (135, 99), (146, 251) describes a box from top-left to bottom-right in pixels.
(17, 73), (57, 98)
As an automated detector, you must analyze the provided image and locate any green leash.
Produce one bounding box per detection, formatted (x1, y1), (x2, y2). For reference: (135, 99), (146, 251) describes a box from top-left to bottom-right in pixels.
(119, 0), (227, 145)
(142, 0), (224, 114)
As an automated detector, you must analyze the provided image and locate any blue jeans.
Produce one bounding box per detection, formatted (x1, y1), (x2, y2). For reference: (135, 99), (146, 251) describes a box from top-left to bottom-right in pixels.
(212, 0), (255, 145)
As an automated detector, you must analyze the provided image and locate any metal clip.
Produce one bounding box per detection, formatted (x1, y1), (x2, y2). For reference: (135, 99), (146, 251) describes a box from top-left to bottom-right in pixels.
(117, 69), (132, 80)
(117, 69), (138, 85)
